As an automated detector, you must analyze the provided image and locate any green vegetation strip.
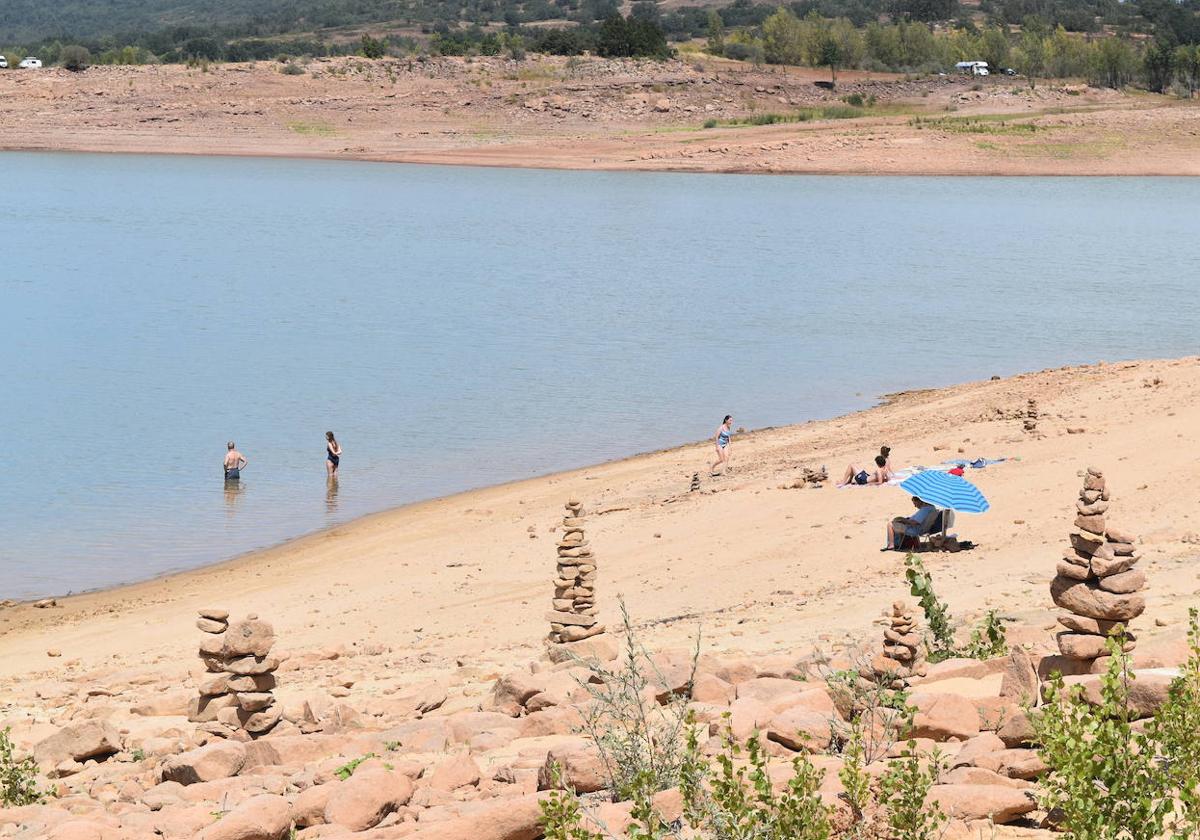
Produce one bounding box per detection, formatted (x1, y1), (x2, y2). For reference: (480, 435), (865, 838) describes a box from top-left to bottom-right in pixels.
(702, 105), (869, 129)
(910, 115), (1042, 135)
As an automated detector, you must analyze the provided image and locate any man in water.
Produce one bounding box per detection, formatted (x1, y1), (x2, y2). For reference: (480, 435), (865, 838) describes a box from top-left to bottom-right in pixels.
(224, 441), (247, 481)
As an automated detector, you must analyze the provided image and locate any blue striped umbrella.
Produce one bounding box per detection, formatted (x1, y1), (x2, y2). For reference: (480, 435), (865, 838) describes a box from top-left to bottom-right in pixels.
(899, 471), (990, 514)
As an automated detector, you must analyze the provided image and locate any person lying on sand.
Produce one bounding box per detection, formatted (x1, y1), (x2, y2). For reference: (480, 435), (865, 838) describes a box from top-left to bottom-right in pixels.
(886, 496), (939, 550)
(838, 454), (892, 487)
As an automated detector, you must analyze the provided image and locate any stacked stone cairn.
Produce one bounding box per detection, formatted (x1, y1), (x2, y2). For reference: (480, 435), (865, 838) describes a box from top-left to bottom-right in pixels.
(867, 601), (927, 689)
(188, 609), (283, 739)
(546, 499), (606, 644)
(690, 473), (701, 492)
(1023, 399), (1039, 434)
(1051, 467), (1145, 663)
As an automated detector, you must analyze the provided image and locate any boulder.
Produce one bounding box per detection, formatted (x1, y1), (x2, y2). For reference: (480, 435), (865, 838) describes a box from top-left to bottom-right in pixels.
(973, 748), (1048, 780)
(546, 635), (618, 665)
(1057, 614), (1127, 636)
(1050, 575), (1145, 621)
(1062, 669), (1178, 719)
(764, 707), (834, 752)
(690, 673), (735, 704)
(996, 709), (1036, 748)
(292, 782), (335, 827)
(427, 754), (482, 792)
(941, 765), (1030, 790)
(950, 732), (1005, 768)
(196, 794), (291, 840)
(398, 792), (547, 840)
(927, 784), (1036, 824)
(489, 672), (545, 717)
(222, 619), (276, 657)
(538, 738), (607, 794)
(33, 722), (121, 767)
(909, 693), (981, 742)
(161, 742), (247, 785)
(998, 648), (1039, 705)
(324, 767), (415, 831)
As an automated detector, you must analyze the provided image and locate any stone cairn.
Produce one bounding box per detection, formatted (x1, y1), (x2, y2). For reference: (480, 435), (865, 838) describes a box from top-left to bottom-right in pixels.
(547, 499), (606, 644)
(690, 473), (701, 492)
(1023, 399), (1039, 434)
(868, 601), (926, 689)
(1051, 467), (1145, 663)
(188, 609), (283, 739)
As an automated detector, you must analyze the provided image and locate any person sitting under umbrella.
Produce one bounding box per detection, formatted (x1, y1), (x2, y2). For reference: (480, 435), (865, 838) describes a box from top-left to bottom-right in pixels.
(885, 496), (939, 550)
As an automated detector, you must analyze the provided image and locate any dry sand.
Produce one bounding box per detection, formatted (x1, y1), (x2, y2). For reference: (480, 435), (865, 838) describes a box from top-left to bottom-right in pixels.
(3, 356), (1198, 684)
(2, 55), (1199, 174)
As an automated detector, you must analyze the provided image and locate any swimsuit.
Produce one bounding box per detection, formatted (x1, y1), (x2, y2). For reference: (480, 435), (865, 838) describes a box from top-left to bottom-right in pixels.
(224, 466), (240, 481)
(854, 470), (869, 485)
(717, 428), (731, 449)
(327, 445), (340, 467)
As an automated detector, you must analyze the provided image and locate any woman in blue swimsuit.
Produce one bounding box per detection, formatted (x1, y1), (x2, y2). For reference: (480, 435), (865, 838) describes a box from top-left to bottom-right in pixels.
(710, 415), (733, 476)
(326, 431), (342, 478)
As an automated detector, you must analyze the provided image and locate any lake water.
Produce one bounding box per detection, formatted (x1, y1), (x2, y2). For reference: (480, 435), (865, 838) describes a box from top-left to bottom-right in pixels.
(2, 152), (1198, 600)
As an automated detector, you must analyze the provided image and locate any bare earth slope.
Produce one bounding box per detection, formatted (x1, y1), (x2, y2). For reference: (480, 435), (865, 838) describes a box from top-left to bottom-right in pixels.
(2, 55), (1199, 174)
(3, 356), (1199, 680)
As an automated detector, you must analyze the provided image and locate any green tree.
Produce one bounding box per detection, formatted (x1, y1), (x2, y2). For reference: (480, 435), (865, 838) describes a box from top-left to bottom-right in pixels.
(1088, 36), (1137, 88)
(817, 31), (844, 86)
(978, 25), (1010, 73)
(1143, 37), (1176, 93)
(360, 33), (386, 58)
(1015, 30), (1046, 87)
(762, 8), (805, 65)
(705, 10), (724, 56)
(1176, 44), (1200, 97)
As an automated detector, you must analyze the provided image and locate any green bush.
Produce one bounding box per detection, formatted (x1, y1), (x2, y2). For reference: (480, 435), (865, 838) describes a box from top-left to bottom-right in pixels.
(60, 44), (90, 71)
(842, 92), (865, 106)
(877, 739), (947, 840)
(905, 554), (1007, 662)
(0, 727), (44, 807)
(360, 34), (386, 59)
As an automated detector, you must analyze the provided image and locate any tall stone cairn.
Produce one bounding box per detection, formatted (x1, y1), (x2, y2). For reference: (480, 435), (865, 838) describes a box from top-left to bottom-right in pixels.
(1023, 399), (1039, 434)
(868, 601), (926, 689)
(1051, 467), (1145, 662)
(188, 609), (283, 739)
(547, 499), (606, 644)
(689, 473), (701, 493)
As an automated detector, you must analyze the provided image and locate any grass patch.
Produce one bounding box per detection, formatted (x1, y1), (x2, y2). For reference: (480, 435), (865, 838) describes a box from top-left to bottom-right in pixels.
(910, 114), (1041, 135)
(702, 105), (871, 129)
(287, 120), (336, 137)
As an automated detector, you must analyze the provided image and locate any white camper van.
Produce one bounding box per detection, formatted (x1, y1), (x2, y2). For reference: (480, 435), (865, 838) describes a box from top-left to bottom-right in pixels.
(954, 60), (990, 76)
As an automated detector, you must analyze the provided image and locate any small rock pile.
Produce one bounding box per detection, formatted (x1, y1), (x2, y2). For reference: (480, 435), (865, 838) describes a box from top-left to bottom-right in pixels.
(1051, 468), (1145, 662)
(779, 466), (828, 490)
(690, 473), (701, 492)
(546, 499), (605, 645)
(189, 609), (283, 739)
(1023, 399), (1039, 434)
(869, 601), (926, 689)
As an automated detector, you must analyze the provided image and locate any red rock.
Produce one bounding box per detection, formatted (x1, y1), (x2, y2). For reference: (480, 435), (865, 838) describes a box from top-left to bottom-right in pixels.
(161, 742), (246, 785)
(222, 619), (276, 657)
(387, 792), (546, 840)
(764, 707), (834, 752)
(33, 722), (121, 767)
(1097, 569), (1146, 594)
(949, 732), (1004, 768)
(1090, 553), (1140, 579)
(427, 754), (482, 792)
(448, 713), (518, 745)
(196, 793), (291, 840)
(292, 783), (335, 827)
(489, 672), (544, 717)
(1062, 669), (1178, 719)
(690, 673), (734, 704)
(974, 748), (1047, 780)
(996, 709), (1036, 748)
(324, 767), (415, 831)
(909, 693), (981, 742)
(998, 648), (1039, 704)
(537, 738), (607, 794)
(928, 783), (1036, 824)
(1050, 575), (1145, 621)
(941, 766), (1030, 790)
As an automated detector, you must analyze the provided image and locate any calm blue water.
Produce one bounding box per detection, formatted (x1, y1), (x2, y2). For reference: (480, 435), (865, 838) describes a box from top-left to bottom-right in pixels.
(1, 152), (1197, 599)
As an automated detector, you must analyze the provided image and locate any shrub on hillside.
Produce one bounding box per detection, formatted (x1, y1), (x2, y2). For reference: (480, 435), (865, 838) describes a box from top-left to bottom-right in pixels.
(60, 45), (91, 71)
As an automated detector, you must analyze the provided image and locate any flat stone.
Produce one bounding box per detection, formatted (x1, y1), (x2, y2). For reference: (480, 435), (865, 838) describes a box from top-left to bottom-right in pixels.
(1056, 561), (1091, 581)
(1091, 553), (1140, 578)
(1083, 474), (1106, 492)
(1097, 568), (1145, 594)
(224, 655), (281, 675)
(1056, 632), (1111, 660)
(1050, 574), (1145, 621)
(1106, 526), (1136, 544)
(1076, 500), (1109, 515)
(1108, 540), (1137, 556)
(1057, 614), (1128, 636)
(236, 692), (274, 712)
(196, 617), (227, 634)
(1075, 514), (1106, 534)
(198, 608), (229, 621)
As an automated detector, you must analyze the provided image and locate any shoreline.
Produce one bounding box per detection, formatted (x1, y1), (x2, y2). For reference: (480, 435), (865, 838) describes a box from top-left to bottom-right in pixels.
(3, 355), (1200, 683)
(2, 58), (1198, 177)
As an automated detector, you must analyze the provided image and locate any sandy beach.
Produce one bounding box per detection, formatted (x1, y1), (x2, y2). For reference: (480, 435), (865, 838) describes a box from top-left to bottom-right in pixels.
(2, 55), (1199, 175)
(4, 355), (1198, 683)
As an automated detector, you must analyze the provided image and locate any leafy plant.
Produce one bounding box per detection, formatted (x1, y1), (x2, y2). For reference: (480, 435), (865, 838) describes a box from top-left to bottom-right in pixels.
(334, 753), (377, 780)
(1032, 637), (1171, 840)
(1143, 608), (1200, 839)
(683, 724), (830, 840)
(877, 738), (946, 840)
(837, 718), (873, 830)
(904, 554), (1006, 662)
(0, 727), (44, 807)
(539, 762), (603, 840)
(568, 600), (698, 802)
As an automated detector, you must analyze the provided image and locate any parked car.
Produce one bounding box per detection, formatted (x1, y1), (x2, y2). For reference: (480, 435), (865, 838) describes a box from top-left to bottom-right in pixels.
(19, 57), (42, 69)
(0, 56), (8, 69)
(1003, 68), (1018, 76)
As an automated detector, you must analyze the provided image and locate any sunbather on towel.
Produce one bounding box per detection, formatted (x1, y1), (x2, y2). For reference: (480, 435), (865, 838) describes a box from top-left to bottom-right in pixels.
(838, 455), (892, 487)
(886, 496), (939, 550)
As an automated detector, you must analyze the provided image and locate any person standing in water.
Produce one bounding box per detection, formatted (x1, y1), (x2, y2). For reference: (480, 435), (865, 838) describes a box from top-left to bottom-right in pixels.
(224, 441), (247, 481)
(326, 431), (342, 478)
(710, 415), (733, 476)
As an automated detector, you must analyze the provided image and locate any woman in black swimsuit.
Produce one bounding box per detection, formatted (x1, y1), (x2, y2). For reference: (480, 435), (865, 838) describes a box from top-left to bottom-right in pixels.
(326, 431), (342, 478)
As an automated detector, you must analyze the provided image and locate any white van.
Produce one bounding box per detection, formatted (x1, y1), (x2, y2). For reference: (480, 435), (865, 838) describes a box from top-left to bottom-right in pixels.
(0, 56), (8, 69)
(954, 60), (990, 77)
(19, 57), (43, 69)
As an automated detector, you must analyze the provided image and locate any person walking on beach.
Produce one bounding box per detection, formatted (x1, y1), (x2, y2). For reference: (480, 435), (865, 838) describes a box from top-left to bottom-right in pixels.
(224, 441), (247, 481)
(326, 431), (342, 478)
(710, 415), (734, 476)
